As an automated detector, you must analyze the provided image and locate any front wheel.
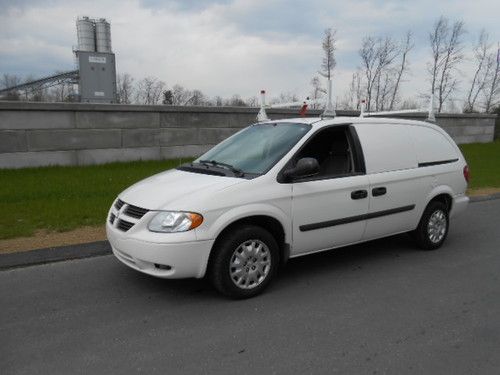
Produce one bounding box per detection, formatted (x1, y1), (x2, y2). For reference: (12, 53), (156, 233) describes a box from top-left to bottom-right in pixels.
(412, 201), (449, 250)
(208, 225), (279, 299)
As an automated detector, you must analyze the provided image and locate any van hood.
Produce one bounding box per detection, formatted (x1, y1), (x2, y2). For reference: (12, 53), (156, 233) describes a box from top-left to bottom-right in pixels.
(119, 169), (245, 210)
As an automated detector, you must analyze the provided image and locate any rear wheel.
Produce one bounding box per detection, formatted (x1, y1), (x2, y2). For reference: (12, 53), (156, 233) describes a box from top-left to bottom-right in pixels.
(208, 225), (279, 299)
(412, 201), (449, 250)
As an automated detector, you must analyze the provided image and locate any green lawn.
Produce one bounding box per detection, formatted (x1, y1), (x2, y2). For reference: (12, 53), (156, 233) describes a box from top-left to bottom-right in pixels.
(1, 139), (499, 241)
(459, 139), (500, 190)
(0, 159), (192, 240)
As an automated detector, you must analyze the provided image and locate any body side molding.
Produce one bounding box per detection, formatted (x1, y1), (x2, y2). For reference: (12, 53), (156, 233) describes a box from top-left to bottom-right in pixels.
(299, 204), (416, 232)
(418, 159), (458, 168)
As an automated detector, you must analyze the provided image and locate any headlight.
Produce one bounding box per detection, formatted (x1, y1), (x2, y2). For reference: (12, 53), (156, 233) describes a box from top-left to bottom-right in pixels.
(148, 211), (203, 233)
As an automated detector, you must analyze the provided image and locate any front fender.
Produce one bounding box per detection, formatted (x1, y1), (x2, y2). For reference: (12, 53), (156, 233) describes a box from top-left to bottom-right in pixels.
(196, 203), (292, 244)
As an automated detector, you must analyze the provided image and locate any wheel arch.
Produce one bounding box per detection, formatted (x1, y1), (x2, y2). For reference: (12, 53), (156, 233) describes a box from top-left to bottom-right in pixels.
(425, 186), (454, 213)
(208, 208), (291, 268)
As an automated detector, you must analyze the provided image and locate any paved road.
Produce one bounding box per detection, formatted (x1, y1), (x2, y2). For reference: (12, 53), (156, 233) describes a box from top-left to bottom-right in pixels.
(1, 200), (500, 375)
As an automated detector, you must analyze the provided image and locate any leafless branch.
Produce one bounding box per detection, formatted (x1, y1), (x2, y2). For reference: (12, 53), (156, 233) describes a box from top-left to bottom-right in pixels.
(428, 16), (466, 112)
(482, 43), (500, 112)
(389, 31), (414, 110)
(319, 28), (337, 80)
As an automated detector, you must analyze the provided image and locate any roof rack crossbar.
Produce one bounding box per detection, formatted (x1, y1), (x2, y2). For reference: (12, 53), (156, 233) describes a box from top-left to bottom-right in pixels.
(359, 90), (436, 122)
(256, 90), (322, 122)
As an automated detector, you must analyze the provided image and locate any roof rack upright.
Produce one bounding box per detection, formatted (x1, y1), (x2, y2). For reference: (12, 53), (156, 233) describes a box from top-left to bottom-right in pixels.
(321, 77), (335, 118)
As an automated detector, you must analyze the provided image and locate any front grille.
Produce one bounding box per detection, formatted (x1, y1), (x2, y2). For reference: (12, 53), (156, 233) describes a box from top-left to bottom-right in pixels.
(114, 199), (125, 210)
(117, 219), (134, 232)
(124, 204), (149, 219)
(111, 198), (148, 232)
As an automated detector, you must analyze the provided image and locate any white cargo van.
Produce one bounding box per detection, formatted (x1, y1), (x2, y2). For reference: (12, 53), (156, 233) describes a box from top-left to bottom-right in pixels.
(107, 117), (469, 298)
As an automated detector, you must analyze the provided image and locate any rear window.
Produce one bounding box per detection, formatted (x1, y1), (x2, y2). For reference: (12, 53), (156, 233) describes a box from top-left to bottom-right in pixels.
(354, 123), (417, 173)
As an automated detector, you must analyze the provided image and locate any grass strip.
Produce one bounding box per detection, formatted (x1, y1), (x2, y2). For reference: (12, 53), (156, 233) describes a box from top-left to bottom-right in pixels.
(0, 159), (191, 240)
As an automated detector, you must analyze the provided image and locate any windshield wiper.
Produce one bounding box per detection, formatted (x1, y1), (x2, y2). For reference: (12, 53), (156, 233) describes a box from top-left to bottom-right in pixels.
(198, 159), (245, 177)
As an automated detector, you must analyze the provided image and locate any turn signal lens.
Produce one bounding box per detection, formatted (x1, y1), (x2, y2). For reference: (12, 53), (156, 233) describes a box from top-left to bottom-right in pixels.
(189, 213), (204, 230)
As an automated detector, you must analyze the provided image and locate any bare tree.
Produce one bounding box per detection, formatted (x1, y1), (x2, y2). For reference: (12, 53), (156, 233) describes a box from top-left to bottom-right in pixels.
(270, 92), (299, 105)
(464, 31), (490, 112)
(428, 17), (447, 108)
(310, 76), (325, 109)
(116, 73), (134, 104)
(482, 44), (500, 112)
(374, 37), (400, 110)
(319, 28), (337, 114)
(359, 36), (400, 111)
(22, 74), (48, 102)
(399, 97), (420, 110)
(359, 37), (377, 110)
(319, 28), (337, 81)
(428, 16), (466, 112)
(245, 96), (259, 107)
(30, 86), (47, 102)
(389, 31), (413, 110)
(48, 74), (75, 102)
(169, 84), (191, 105)
(213, 96), (223, 106)
(0, 74), (22, 100)
(376, 70), (395, 111)
(225, 94), (246, 106)
(340, 71), (363, 110)
(185, 89), (206, 106)
(135, 77), (166, 105)
(162, 90), (173, 105)
(1, 73), (21, 89)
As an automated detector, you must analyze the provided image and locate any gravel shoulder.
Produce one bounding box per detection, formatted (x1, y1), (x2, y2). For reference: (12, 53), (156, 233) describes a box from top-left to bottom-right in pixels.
(0, 226), (106, 254)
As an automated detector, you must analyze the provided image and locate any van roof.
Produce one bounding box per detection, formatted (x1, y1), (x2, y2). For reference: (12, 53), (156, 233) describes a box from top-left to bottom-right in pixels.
(267, 116), (441, 131)
(269, 116), (429, 126)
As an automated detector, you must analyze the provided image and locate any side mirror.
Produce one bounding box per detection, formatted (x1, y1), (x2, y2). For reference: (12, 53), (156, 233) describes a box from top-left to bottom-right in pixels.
(283, 157), (320, 180)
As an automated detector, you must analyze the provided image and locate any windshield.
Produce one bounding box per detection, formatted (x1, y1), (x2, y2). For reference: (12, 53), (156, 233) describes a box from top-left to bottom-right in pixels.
(194, 122), (311, 175)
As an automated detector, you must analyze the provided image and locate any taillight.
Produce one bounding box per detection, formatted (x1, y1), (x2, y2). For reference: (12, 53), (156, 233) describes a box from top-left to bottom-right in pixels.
(463, 165), (470, 183)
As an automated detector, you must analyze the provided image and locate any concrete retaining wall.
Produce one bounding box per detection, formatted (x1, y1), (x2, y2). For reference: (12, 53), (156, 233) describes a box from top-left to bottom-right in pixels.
(495, 116), (500, 140)
(0, 102), (496, 169)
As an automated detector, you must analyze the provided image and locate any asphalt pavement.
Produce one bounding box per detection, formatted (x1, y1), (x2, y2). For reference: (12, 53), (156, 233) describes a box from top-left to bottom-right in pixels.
(1, 199), (499, 374)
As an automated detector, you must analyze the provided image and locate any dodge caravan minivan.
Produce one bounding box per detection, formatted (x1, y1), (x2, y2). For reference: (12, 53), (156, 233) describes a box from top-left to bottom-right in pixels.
(107, 117), (469, 298)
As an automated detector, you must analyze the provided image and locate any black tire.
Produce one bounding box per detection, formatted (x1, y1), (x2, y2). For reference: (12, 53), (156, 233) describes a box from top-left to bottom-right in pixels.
(208, 225), (280, 299)
(411, 201), (449, 250)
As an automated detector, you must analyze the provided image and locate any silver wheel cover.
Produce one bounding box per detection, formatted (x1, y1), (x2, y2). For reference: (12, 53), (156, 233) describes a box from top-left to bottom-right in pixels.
(427, 210), (447, 243)
(229, 239), (271, 290)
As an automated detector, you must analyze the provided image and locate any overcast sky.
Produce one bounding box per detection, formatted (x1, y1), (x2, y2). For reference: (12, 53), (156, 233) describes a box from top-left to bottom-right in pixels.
(1, 0), (499, 105)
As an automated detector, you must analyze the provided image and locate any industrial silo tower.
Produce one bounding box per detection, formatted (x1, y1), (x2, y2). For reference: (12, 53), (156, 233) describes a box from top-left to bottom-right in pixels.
(75, 16), (117, 103)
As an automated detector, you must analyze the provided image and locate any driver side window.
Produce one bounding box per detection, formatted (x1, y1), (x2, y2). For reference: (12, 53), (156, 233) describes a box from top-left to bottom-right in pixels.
(294, 126), (359, 179)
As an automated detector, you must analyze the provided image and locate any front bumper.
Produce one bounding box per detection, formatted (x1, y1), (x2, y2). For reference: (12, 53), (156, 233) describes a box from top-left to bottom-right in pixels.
(107, 224), (214, 279)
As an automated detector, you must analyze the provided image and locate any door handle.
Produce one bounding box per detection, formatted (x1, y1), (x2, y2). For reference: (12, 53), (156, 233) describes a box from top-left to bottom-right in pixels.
(372, 187), (387, 197)
(351, 190), (368, 200)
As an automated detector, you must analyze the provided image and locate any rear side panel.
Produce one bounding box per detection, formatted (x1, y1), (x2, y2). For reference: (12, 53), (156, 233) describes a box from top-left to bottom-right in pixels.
(410, 124), (468, 197)
(353, 123), (427, 239)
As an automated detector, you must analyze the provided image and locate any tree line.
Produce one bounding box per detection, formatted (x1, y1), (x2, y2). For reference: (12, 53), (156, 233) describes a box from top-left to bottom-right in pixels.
(1, 15), (499, 113)
(0, 71), (299, 108)
(336, 16), (499, 113)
